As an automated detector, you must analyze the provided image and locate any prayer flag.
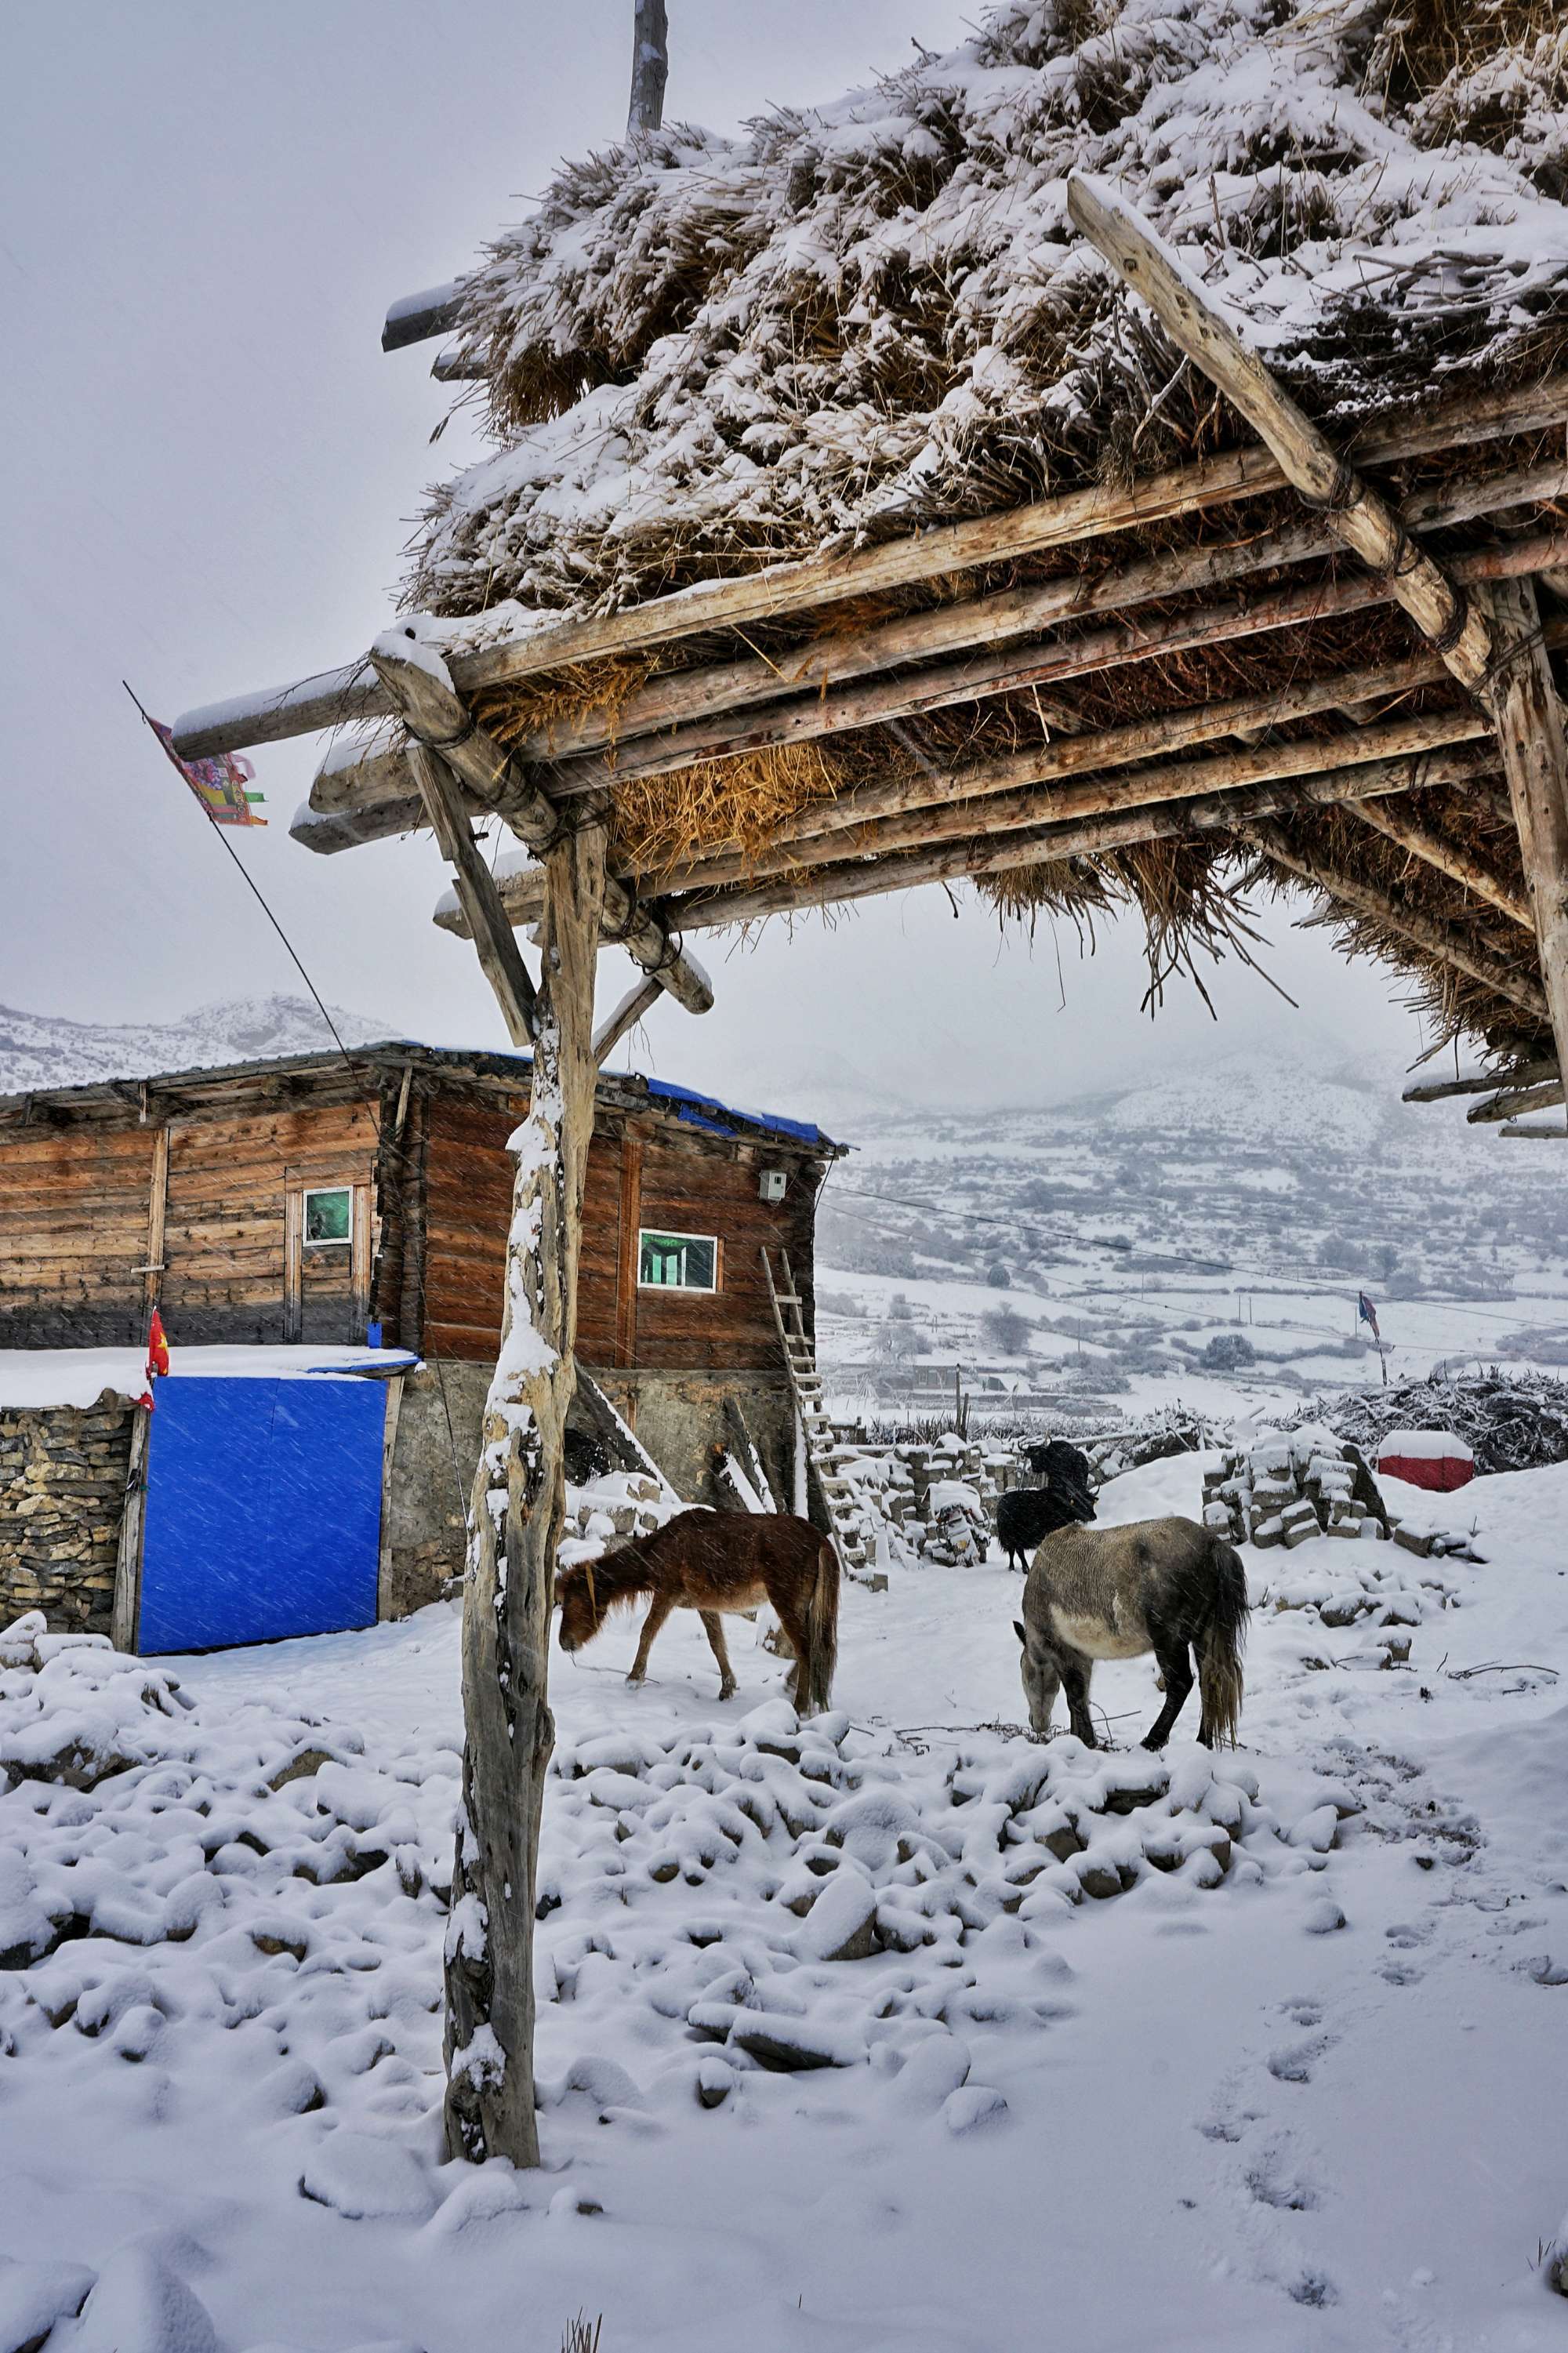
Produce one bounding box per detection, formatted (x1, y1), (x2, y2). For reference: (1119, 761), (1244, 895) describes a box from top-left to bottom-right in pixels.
(1357, 1291), (1381, 1340)
(147, 714), (267, 826)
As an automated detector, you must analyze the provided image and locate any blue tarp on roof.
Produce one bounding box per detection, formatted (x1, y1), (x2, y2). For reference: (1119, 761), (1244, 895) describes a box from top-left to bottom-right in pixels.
(643, 1077), (822, 1145)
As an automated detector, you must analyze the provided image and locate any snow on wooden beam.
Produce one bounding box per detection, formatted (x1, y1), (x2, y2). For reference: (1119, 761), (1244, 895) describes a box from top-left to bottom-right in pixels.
(170, 373), (1568, 762)
(1066, 174), (1497, 695)
(1403, 1055), (1557, 1102)
(1498, 1118), (1568, 1138)
(1467, 1077), (1566, 1123)
(382, 280), (462, 354)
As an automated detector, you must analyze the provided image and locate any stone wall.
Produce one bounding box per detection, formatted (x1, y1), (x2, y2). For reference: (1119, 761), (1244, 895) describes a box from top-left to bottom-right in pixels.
(0, 1396), (135, 1636)
(383, 1364), (799, 1614)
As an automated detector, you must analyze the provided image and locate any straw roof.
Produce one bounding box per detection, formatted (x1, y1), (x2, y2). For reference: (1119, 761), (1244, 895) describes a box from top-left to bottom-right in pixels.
(413, 0), (1568, 619)
(324, 1), (1568, 1078)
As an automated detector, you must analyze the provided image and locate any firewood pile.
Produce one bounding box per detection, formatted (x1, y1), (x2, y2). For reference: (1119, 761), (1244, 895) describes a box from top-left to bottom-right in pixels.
(1290, 1371), (1568, 1476)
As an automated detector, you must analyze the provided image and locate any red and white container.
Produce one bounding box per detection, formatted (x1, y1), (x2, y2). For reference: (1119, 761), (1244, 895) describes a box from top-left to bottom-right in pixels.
(1375, 1429), (1475, 1494)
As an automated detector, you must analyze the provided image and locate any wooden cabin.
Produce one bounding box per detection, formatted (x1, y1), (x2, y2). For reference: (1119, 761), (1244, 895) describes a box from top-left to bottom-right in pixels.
(0, 1043), (843, 1638)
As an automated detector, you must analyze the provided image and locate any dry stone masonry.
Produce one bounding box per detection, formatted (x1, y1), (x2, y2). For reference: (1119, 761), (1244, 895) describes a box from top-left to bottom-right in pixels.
(0, 1397), (134, 1637)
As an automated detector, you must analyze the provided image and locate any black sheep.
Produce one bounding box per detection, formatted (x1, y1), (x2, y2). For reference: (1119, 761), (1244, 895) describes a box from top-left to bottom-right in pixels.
(996, 1440), (1097, 1572)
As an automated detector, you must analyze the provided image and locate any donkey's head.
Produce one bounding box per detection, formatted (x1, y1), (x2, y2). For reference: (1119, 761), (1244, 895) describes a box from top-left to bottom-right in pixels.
(1041, 1440), (1096, 1523)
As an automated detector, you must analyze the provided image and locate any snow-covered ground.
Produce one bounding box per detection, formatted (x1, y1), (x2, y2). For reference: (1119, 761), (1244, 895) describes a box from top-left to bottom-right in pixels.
(2, 1452), (1566, 2352)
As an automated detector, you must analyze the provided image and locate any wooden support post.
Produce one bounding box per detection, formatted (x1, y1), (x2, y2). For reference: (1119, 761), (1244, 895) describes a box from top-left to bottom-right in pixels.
(1479, 576), (1568, 1103)
(442, 820), (608, 2169)
(143, 1127), (169, 1313)
(592, 975), (663, 1066)
(628, 0), (668, 135)
(405, 742), (538, 1045)
(111, 1404), (151, 1654)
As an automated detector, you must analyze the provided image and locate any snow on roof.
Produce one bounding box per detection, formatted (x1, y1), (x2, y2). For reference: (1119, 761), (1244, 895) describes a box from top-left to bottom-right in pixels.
(1377, 1428), (1476, 1461)
(408, 0), (1568, 626)
(0, 1346), (418, 1412)
(0, 1035), (839, 1153)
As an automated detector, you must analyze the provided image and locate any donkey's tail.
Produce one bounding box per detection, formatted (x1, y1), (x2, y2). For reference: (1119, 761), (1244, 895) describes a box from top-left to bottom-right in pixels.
(797, 1536), (840, 1716)
(1198, 1537), (1249, 1749)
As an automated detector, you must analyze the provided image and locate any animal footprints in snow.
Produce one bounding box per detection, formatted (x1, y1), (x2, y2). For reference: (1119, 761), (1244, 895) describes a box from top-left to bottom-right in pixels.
(1266, 2030), (1337, 2085)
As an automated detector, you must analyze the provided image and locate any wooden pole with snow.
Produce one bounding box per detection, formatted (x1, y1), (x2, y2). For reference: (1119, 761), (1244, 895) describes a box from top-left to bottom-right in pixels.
(443, 817), (608, 2168)
(627, 0), (669, 136)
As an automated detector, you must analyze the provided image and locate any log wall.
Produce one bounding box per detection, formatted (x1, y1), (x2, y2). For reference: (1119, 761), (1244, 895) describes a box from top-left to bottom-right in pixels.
(0, 1069), (824, 1369)
(0, 1127), (159, 1345)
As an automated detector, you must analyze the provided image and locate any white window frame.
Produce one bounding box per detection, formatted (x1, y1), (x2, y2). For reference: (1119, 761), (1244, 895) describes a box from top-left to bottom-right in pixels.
(637, 1226), (720, 1294)
(302, 1183), (354, 1250)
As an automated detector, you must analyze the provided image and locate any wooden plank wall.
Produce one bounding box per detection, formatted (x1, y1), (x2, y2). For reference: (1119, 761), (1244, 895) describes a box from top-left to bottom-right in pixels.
(420, 1094), (623, 1364)
(160, 1101), (379, 1343)
(633, 1138), (817, 1371)
(0, 1127), (158, 1345)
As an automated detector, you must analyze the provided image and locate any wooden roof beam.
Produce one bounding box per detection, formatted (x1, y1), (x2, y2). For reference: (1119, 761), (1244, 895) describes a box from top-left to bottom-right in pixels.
(368, 633), (713, 1019)
(172, 372), (1568, 764)
(437, 717), (1501, 933)
(405, 741), (538, 1046)
(441, 743), (1498, 945)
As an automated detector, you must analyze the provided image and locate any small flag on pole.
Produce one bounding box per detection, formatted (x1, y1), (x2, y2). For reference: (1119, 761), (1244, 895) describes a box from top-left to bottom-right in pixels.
(147, 1306), (170, 1382)
(140, 703), (267, 826)
(1356, 1291), (1381, 1340)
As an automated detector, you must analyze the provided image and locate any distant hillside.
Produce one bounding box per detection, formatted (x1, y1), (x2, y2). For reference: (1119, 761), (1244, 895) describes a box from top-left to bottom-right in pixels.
(0, 996), (383, 1095)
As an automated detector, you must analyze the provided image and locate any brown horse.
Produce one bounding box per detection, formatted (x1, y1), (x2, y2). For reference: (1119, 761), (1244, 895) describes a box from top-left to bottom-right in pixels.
(555, 1509), (840, 1713)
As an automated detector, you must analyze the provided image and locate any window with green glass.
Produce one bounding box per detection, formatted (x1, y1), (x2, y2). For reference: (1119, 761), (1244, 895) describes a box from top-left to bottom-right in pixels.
(303, 1186), (353, 1247)
(637, 1229), (717, 1291)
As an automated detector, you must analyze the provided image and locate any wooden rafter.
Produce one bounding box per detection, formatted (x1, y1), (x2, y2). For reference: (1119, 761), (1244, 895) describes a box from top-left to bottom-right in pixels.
(1068, 169), (1568, 1075)
(405, 743), (539, 1044)
(1243, 820), (1548, 1019)
(434, 745), (1497, 953)
(1349, 797), (1533, 931)
(439, 730), (1501, 935)
(172, 372), (1568, 764)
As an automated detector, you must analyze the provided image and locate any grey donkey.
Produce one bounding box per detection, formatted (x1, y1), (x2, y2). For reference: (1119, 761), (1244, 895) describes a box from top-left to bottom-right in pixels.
(1014, 1515), (1248, 1750)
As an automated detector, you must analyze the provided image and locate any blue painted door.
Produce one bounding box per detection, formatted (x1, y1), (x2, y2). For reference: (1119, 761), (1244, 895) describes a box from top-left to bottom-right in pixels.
(138, 1377), (387, 1652)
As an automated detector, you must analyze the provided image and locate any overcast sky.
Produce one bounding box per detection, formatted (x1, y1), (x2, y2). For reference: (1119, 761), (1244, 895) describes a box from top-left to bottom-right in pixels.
(2, 2), (1425, 1115)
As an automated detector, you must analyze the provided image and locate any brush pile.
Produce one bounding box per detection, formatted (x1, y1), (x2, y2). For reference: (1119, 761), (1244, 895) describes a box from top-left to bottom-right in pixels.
(1292, 1367), (1568, 1474)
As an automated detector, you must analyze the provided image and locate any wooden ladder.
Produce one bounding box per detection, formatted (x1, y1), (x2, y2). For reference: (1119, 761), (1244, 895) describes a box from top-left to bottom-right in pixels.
(762, 1247), (870, 1578)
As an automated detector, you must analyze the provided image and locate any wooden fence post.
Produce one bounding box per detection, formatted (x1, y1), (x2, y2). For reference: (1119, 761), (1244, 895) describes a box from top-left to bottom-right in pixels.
(442, 818), (608, 2167)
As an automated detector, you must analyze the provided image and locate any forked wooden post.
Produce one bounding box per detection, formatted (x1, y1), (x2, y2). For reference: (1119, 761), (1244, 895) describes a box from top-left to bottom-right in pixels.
(443, 819), (608, 2167)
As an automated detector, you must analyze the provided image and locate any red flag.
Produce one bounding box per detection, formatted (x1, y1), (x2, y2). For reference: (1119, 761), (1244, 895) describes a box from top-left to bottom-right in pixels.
(147, 1307), (170, 1382)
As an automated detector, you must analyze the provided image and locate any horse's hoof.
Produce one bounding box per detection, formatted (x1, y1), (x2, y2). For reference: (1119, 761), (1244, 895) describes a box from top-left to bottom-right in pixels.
(719, 1685), (737, 1702)
(625, 1672), (645, 1688)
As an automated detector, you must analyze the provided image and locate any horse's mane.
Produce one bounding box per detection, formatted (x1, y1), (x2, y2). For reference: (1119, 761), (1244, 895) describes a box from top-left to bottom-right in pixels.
(561, 1542), (658, 1617)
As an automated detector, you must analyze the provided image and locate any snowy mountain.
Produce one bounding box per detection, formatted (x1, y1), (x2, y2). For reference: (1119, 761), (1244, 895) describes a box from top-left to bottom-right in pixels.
(0, 995), (383, 1096)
